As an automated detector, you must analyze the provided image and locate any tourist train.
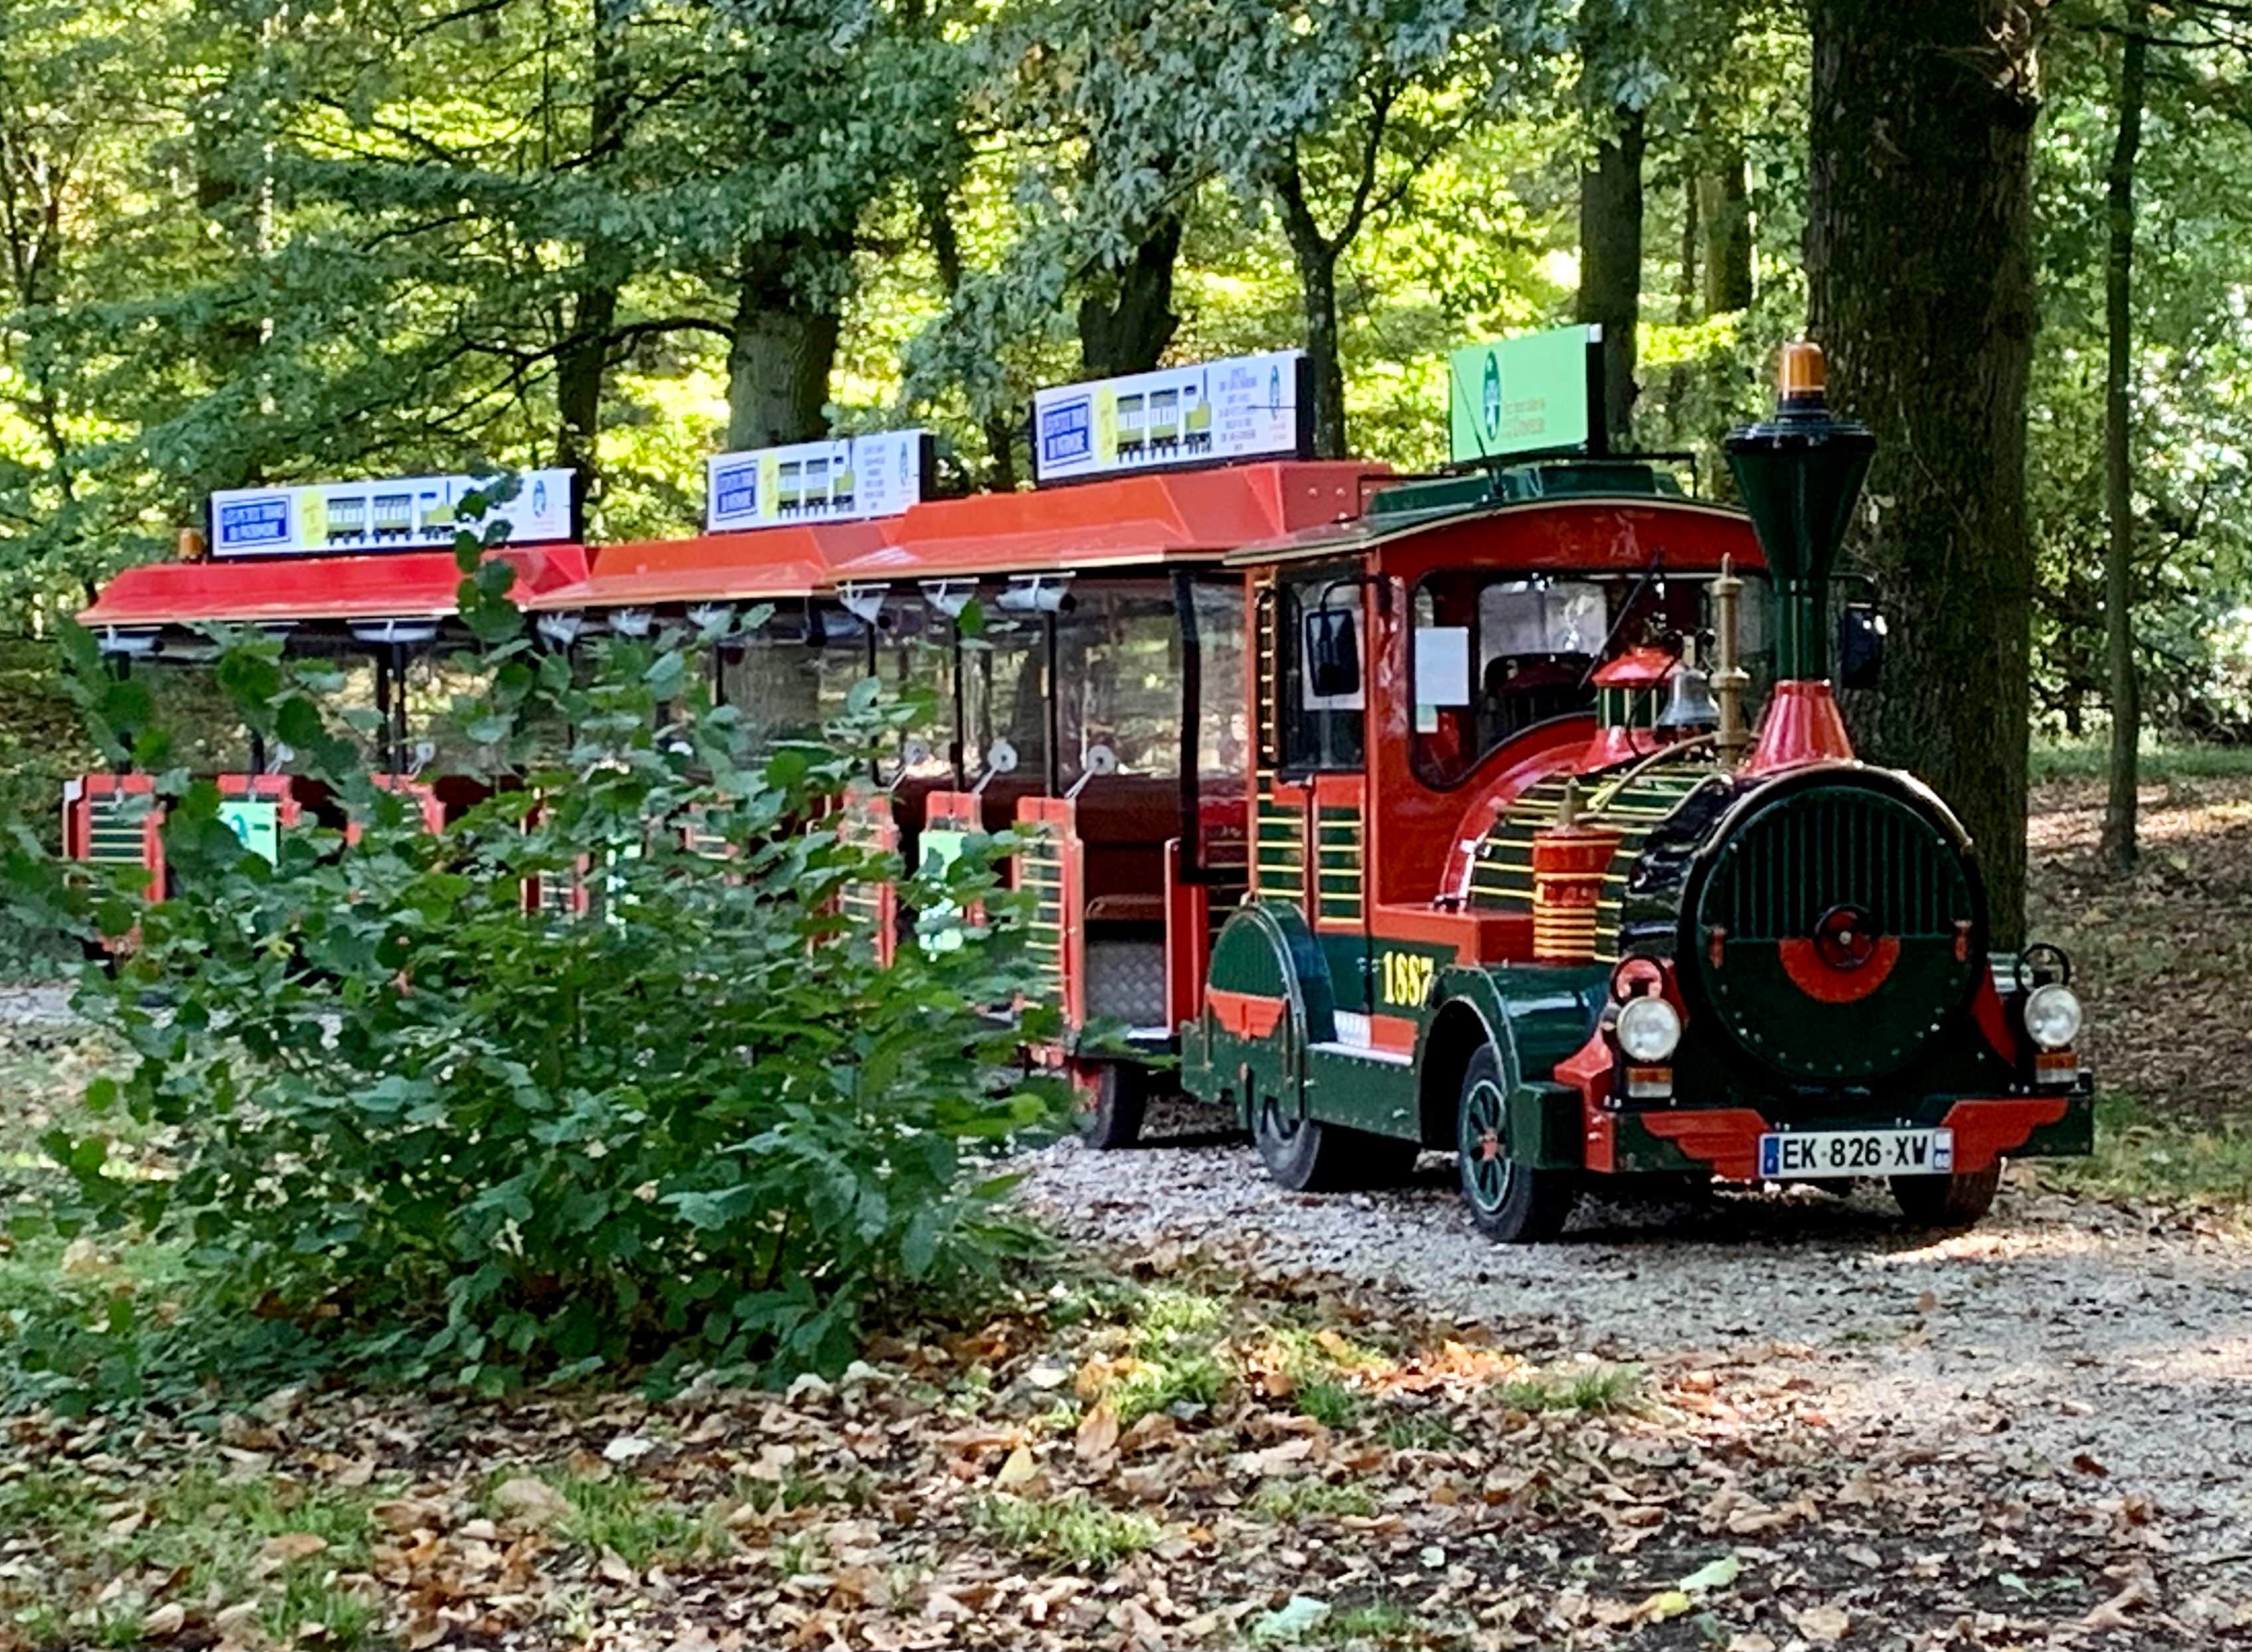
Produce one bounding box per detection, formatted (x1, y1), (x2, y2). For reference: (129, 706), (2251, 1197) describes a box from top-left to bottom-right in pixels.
(66, 332), (2095, 1238)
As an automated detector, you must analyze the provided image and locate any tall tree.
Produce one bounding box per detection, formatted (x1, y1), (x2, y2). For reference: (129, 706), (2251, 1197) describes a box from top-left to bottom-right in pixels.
(1212, 0), (1542, 458)
(1698, 149), (1753, 315)
(552, 0), (633, 512)
(1807, 0), (2042, 944)
(1575, 0), (1650, 447)
(2099, 0), (2150, 870)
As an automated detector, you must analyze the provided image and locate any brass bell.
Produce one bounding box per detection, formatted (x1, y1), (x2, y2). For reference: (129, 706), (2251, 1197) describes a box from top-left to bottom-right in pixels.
(1658, 660), (1720, 729)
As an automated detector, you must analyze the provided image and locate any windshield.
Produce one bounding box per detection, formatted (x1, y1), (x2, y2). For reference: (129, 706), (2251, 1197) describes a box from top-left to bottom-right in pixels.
(1409, 568), (1771, 789)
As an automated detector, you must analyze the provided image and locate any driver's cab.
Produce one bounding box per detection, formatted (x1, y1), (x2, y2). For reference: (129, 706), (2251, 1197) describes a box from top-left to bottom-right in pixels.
(1238, 477), (1773, 1017)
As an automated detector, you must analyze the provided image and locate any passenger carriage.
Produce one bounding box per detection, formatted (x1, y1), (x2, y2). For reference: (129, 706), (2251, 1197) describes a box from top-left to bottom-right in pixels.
(70, 529), (594, 891)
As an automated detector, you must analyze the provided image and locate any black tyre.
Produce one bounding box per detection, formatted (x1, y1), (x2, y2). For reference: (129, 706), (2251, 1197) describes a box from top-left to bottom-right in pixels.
(1076, 1062), (1147, 1150)
(1891, 1163), (2002, 1229)
(1251, 1081), (1399, 1193)
(1455, 1045), (1577, 1243)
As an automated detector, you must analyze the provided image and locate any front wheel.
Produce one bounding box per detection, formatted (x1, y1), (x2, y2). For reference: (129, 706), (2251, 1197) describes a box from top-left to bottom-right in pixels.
(1456, 1045), (1576, 1243)
(1076, 1062), (1147, 1150)
(1891, 1163), (2002, 1229)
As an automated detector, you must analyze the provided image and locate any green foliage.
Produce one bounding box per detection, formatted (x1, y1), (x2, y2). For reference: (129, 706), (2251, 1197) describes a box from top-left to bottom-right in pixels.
(4, 0), (2252, 749)
(2, 549), (1062, 1404)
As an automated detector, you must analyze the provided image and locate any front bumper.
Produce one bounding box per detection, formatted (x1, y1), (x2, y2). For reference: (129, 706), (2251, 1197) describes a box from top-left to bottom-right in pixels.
(1585, 1076), (2095, 1179)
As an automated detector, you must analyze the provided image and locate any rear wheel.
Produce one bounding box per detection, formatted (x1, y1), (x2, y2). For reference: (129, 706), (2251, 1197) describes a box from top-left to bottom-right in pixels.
(1252, 1084), (1403, 1192)
(1076, 1062), (1147, 1150)
(1891, 1163), (2002, 1229)
(1456, 1045), (1576, 1243)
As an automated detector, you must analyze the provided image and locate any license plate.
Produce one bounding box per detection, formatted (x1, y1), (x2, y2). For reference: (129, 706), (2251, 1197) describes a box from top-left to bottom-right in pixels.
(1758, 1128), (1954, 1179)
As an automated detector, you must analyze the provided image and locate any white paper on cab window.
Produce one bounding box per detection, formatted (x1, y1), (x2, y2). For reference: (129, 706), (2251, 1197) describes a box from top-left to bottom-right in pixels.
(1415, 626), (1472, 707)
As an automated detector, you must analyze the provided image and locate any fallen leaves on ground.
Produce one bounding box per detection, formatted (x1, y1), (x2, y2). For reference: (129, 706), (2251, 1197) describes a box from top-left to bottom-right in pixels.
(0, 1246), (2231, 1651)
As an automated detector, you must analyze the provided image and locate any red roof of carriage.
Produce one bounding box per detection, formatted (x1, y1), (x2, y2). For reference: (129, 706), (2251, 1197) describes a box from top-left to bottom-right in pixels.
(78, 544), (593, 629)
(77, 460), (1392, 629)
(528, 522), (890, 610)
(826, 461), (1386, 583)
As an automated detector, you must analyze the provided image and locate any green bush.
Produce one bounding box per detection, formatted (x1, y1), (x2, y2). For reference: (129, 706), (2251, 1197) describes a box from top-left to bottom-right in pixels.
(3, 534), (1060, 1400)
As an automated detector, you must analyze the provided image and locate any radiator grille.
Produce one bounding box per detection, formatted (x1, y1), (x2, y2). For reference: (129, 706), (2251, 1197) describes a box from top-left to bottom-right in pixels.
(1700, 785), (1969, 942)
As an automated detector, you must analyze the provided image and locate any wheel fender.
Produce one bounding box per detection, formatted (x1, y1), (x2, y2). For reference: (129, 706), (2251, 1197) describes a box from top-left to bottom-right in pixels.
(1421, 967), (1600, 1169)
(1201, 901), (1336, 1122)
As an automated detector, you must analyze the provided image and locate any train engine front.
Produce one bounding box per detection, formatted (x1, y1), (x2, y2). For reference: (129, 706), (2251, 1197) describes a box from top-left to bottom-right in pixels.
(1528, 345), (2093, 1233)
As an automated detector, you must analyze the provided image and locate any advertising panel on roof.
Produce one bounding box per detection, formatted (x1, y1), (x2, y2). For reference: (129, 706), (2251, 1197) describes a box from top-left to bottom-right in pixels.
(208, 469), (575, 558)
(1031, 350), (1310, 485)
(1445, 325), (1601, 465)
(704, 431), (931, 532)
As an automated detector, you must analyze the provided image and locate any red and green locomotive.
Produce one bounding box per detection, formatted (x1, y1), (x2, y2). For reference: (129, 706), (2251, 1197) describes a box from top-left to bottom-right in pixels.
(1175, 344), (2093, 1238)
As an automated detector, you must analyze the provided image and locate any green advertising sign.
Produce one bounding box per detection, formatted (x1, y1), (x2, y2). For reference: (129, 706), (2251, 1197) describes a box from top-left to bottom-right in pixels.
(216, 798), (280, 864)
(1446, 325), (1599, 465)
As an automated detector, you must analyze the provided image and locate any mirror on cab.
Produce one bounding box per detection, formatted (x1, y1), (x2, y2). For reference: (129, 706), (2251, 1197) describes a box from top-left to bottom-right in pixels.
(1305, 605), (1362, 700)
(1838, 603), (1886, 690)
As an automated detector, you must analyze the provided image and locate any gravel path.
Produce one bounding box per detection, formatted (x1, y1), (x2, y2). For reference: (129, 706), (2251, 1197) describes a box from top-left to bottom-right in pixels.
(0, 984), (77, 1028)
(1022, 1123), (2252, 1588)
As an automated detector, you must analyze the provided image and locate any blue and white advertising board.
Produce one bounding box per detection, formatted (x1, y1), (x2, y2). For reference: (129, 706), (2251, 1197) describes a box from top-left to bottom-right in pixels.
(208, 469), (576, 558)
(704, 431), (930, 533)
(1032, 350), (1309, 485)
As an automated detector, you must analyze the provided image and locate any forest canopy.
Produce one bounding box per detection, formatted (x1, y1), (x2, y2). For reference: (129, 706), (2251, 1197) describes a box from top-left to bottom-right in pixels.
(1, 0), (2247, 741)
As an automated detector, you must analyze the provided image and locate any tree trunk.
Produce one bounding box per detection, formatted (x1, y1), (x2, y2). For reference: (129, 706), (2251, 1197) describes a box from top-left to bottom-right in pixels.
(920, 176), (1018, 488)
(1077, 212), (1184, 377)
(1807, 0), (2042, 945)
(725, 264), (840, 449)
(1698, 149), (1754, 315)
(1269, 153), (1348, 458)
(552, 0), (629, 526)
(1297, 248), (1346, 458)
(191, 0), (266, 488)
(1576, 108), (1645, 450)
(552, 284), (616, 505)
(2099, 3), (2148, 872)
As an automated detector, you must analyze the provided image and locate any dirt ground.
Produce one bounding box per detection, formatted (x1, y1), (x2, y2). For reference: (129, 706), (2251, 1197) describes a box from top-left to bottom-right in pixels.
(1019, 773), (2252, 1625)
(0, 775), (2245, 1649)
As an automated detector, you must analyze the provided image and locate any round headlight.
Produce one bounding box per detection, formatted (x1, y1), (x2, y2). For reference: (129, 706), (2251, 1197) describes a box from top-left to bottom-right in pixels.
(2024, 982), (2083, 1051)
(1616, 995), (1682, 1063)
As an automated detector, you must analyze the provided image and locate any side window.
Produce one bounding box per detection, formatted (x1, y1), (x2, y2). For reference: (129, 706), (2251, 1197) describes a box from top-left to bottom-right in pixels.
(1062, 586), (1185, 780)
(1192, 579), (1247, 785)
(963, 615), (1045, 779)
(1281, 569), (1366, 772)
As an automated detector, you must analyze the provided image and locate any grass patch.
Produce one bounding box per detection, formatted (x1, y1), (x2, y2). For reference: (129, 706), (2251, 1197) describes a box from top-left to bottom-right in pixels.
(2030, 739), (2252, 784)
(1291, 1376), (1366, 1428)
(0, 1462), (390, 1649)
(1376, 1409), (1462, 1452)
(1129, 1287), (1224, 1353)
(1107, 1287), (1229, 1426)
(1253, 1324), (1390, 1428)
(542, 1471), (708, 1568)
(1322, 1600), (1421, 1645)
(2040, 1092), (2252, 1212)
(1253, 1479), (1376, 1521)
(1109, 1347), (1226, 1426)
(1497, 1363), (1641, 1414)
(975, 1491), (1161, 1570)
